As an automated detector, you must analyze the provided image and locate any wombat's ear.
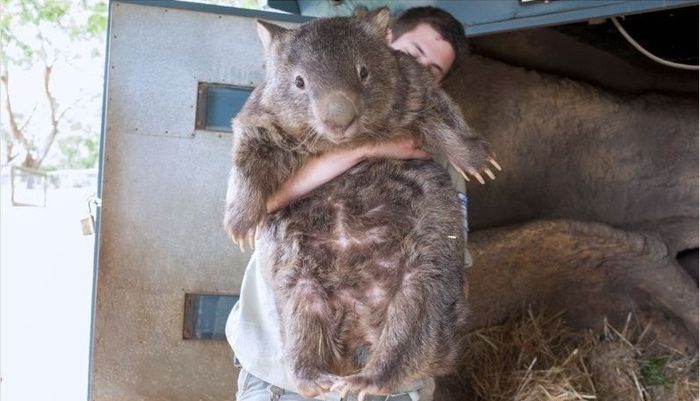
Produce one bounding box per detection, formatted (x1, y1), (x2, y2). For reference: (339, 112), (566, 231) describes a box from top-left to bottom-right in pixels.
(256, 20), (289, 53)
(359, 7), (391, 38)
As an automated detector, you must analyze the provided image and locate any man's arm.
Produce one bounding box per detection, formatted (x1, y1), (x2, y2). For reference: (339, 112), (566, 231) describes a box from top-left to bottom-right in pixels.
(266, 136), (431, 213)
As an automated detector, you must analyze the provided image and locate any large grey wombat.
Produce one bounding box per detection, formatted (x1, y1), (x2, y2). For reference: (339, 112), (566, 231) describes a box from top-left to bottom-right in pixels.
(224, 8), (496, 399)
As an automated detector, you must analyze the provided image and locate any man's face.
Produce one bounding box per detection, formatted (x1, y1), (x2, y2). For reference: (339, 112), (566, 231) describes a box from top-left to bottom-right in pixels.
(388, 23), (456, 83)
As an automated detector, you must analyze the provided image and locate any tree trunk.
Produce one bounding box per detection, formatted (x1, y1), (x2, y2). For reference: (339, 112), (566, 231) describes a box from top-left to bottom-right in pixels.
(0, 69), (36, 166)
(34, 64), (60, 168)
(1, 64), (65, 169)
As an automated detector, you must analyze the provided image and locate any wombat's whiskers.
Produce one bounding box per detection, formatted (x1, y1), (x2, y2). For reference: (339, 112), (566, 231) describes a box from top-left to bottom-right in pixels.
(306, 127), (323, 149)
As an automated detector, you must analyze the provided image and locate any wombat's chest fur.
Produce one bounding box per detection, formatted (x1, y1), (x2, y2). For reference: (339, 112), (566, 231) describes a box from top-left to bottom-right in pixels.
(255, 158), (468, 389)
(264, 159), (461, 286)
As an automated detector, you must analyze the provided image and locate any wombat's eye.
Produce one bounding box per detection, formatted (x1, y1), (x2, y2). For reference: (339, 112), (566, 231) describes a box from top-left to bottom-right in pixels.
(294, 76), (305, 89)
(359, 66), (369, 82)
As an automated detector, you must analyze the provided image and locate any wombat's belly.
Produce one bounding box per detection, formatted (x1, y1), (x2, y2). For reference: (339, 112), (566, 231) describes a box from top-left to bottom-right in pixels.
(260, 159), (465, 374)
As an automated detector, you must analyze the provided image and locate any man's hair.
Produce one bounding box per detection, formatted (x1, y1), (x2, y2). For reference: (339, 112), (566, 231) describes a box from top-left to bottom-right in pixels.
(391, 6), (468, 78)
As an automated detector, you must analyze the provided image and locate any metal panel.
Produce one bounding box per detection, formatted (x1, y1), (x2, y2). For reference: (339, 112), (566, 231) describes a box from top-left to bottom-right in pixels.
(273, 0), (696, 36)
(92, 3), (300, 400)
(106, 3), (264, 138)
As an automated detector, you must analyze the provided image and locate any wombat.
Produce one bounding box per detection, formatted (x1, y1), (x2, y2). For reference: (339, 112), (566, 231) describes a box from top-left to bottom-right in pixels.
(224, 8), (497, 399)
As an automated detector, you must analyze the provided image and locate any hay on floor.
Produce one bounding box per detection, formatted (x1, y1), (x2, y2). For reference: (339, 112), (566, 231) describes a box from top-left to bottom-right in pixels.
(457, 309), (698, 401)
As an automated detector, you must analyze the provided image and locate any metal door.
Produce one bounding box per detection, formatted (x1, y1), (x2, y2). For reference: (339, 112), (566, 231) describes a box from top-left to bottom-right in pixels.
(91, 2), (304, 399)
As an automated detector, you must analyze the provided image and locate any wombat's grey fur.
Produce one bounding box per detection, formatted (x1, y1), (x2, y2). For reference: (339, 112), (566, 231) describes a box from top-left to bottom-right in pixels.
(224, 8), (494, 398)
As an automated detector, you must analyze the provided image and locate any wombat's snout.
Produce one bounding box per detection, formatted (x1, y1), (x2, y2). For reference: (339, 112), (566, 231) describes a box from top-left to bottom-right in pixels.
(317, 91), (360, 140)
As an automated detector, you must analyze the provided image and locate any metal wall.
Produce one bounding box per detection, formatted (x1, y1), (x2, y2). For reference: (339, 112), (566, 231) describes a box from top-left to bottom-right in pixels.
(91, 3), (300, 400)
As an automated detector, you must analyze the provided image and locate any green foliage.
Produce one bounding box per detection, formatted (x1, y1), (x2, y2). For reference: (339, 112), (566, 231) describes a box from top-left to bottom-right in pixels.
(20, 0), (70, 24)
(1, 0), (71, 63)
(50, 135), (99, 170)
(640, 358), (669, 387)
(1, 0), (107, 65)
(238, 0), (261, 9)
(86, 2), (108, 36)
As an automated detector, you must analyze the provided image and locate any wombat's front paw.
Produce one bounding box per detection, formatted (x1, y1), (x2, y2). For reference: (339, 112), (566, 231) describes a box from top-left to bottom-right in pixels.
(227, 225), (259, 253)
(224, 211), (263, 252)
(450, 138), (502, 185)
(330, 374), (388, 401)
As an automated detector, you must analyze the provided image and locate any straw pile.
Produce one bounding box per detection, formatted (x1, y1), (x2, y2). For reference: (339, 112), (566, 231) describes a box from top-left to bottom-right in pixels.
(456, 309), (698, 401)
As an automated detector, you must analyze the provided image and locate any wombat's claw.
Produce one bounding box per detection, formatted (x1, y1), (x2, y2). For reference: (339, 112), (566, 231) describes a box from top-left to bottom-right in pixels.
(296, 373), (340, 398)
(230, 234), (244, 252)
(296, 381), (323, 398)
(358, 389), (373, 401)
(456, 165), (496, 185)
(455, 167), (470, 182)
(246, 230), (256, 251)
(330, 375), (384, 401)
(230, 228), (258, 253)
(330, 380), (357, 400)
(330, 381), (349, 398)
(489, 158), (502, 171)
(467, 168), (486, 185)
(298, 375), (337, 398)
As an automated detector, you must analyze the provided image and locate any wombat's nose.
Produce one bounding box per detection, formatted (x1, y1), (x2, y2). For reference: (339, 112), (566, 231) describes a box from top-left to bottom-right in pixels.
(321, 92), (358, 134)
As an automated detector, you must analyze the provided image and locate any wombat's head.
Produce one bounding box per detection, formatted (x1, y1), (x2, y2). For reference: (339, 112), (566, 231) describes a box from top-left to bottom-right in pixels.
(257, 8), (398, 143)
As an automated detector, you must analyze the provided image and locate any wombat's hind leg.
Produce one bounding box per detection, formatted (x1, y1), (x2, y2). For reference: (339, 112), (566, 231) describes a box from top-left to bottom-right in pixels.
(297, 374), (340, 399)
(330, 266), (463, 400)
(282, 281), (343, 398)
